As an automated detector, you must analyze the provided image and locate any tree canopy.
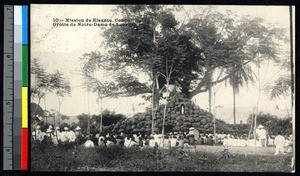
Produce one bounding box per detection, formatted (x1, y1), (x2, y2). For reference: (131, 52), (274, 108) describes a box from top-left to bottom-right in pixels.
(82, 5), (288, 101)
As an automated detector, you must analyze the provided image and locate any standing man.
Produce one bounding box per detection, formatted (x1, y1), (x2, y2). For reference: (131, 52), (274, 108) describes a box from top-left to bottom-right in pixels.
(256, 125), (267, 147)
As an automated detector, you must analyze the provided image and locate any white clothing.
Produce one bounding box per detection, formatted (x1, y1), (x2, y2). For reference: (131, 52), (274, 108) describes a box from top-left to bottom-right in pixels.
(124, 138), (131, 148)
(39, 132), (46, 141)
(67, 131), (76, 142)
(106, 140), (114, 147)
(246, 139), (261, 147)
(129, 140), (138, 147)
(163, 139), (170, 148)
(60, 131), (67, 142)
(34, 130), (43, 141)
(268, 138), (274, 146)
(149, 139), (156, 147)
(54, 130), (61, 141)
(98, 136), (105, 143)
(84, 140), (95, 148)
(133, 134), (139, 143)
(257, 128), (267, 139)
(51, 134), (59, 145)
(170, 138), (177, 147)
(274, 135), (285, 155)
(154, 135), (163, 147)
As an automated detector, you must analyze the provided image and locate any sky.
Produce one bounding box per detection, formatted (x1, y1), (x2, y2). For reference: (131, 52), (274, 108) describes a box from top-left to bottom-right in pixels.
(30, 5), (294, 123)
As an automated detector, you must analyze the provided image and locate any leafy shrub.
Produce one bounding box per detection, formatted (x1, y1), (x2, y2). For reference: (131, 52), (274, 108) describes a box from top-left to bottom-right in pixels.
(247, 112), (292, 135)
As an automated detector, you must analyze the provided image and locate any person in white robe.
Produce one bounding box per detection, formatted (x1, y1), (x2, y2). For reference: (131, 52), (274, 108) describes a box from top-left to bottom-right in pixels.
(274, 131), (285, 155)
(60, 127), (68, 143)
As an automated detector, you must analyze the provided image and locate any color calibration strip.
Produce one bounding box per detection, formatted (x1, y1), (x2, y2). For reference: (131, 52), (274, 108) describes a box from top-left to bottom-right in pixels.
(21, 5), (29, 170)
(11, 6), (28, 170)
(14, 6), (22, 170)
(4, 5), (28, 171)
(3, 5), (14, 170)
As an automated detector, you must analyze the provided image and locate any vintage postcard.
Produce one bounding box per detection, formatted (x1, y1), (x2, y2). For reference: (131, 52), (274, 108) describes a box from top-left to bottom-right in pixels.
(30, 4), (295, 172)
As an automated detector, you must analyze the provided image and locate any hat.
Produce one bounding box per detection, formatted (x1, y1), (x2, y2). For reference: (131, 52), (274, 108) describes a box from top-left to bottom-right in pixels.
(75, 126), (81, 131)
(55, 126), (60, 130)
(64, 127), (69, 131)
(174, 132), (178, 135)
(46, 129), (52, 133)
(95, 134), (100, 138)
(258, 125), (264, 129)
(49, 125), (53, 129)
(36, 125), (41, 129)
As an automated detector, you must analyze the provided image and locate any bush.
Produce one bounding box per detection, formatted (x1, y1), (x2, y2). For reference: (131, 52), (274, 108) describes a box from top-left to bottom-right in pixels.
(247, 112), (292, 135)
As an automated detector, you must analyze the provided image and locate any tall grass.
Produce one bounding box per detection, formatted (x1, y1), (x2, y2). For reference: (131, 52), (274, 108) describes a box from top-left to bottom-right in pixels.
(31, 141), (292, 172)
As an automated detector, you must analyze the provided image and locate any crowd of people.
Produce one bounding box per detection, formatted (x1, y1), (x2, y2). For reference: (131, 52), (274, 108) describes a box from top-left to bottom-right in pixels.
(32, 124), (293, 155)
(32, 125), (200, 149)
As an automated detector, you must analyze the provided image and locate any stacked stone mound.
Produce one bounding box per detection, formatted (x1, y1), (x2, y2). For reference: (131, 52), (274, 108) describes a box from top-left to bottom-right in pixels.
(113, 93), (214, 134)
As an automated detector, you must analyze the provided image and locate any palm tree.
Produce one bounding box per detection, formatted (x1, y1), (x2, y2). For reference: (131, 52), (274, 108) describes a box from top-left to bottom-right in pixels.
(227, 63), (254, 124)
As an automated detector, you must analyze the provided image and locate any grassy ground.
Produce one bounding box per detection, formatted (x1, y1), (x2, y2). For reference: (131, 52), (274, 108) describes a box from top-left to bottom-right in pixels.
(31, 142), (293, 172)
(193, 145), (278, 156)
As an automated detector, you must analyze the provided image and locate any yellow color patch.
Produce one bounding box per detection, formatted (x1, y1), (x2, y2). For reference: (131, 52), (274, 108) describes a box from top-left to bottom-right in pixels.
(22, 87), (28, 128)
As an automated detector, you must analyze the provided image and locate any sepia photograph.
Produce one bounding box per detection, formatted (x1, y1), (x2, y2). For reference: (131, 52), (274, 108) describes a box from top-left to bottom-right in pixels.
(30, 4), (295, 172)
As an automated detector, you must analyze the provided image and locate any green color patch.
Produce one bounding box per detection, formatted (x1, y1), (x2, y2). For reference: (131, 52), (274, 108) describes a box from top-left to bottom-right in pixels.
(22, 45), (28, 87)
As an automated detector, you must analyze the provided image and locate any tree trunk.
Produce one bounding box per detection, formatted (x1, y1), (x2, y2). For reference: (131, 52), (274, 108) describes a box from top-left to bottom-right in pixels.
(57, 101), (62, 127)
(100, 97), (103, 132)
(151, 73), (160, 134)
(213, 92), (216, 145)
(151, 75), (156, 134)
(87, 91), (90, 136)
(87, 115), (90, 136)
(208, 86), (212, 113)
(233, 86), (236, 125)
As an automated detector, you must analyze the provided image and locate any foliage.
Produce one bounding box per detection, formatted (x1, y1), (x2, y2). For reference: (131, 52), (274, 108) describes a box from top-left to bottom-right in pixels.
(95, 6), (288, 99)
(59, 122), (70, 129)
(228, 124), (251, 136)
(215, 119), (235, 133)
(92, 110), (126, 126)
(31, 58), (71, 101)
(61, 115), (69, 121)
(184, 10), (286, 97)
(31, 58), (71, 122)
(267, 75), (292, 99)
(102, 5), (204, 99)
(31, 58), (48, 102)
(76, 110), (126, 134)
(247, 112), (292, 135)
(30, 103), (44, 125)
(264, 56), (292, 99)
